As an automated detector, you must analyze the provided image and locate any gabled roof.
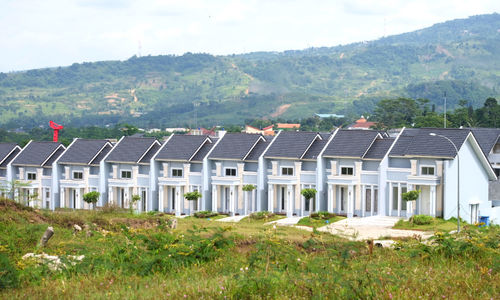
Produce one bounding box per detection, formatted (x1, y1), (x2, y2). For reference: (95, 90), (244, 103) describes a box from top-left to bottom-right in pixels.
(11, 141), (65, 167)
(323, 129), (380, 158)
(105, 137), (159, 163)
(209, 133), (264, 160)
(0, 143), (21, 168)
(302, 133), (331, 160)
(364, 138), (395, 159)
(264, 131), (320, 159)
(155, 135), (212, 162)
(245, 136), (274, 161)
(389, 128), (470, 158)
(89, 144), (113, 165)
(139, 142), (162, 164)
(469, 128), (500, 157)
(191, 138), (217, 162)
(58, 139), (112, 165)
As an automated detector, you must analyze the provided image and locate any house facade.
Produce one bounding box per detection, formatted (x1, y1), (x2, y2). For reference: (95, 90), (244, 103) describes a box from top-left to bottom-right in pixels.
(0, 143), (22, 198)
(208, 133), (272, 216)
(7, 141), (65, 208)
(103, 136), (161, 211)
(54, 138), (113, 210)
(152, 134), (217, 216)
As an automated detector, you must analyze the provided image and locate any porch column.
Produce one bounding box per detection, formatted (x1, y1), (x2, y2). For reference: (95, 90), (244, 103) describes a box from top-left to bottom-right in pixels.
(337, 185), (341, 214)
(327, 184), (333, 213)
(244, 190), (248, 215)
(230, 185), (236, 216)
(108, 186), (113, 205)
(268, 184), (273, 212)
(159, 185), (164, 212)
(175, 185), (181, 216)
(300, 184), (305, 216)
(212, 184), (218, 213)
(407, 184), (413, 218)
(286, 184), (293, 217)
(222, 186), (226, 213)
(370, 185), (375, 216)
(430, 185), (436, 217)
(60, 187), (65, 208)
(347, 184), (354, 218)
(251, 189), (256, 213)
(361, 185), (366, 217)
(388, 182), (393, 216)
(75, 189), (81, 209)
(397, 182), (401, 217)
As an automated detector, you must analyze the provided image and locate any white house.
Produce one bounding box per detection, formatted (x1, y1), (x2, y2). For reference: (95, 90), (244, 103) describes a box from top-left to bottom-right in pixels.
(0, 143), (22, 198)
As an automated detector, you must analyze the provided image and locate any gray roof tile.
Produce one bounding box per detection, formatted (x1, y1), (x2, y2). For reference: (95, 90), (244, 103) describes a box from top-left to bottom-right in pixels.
(209, 133), (263, 160)
(469, 128), (500, 156)
(323, 130), (379, 158)
(364, 138), (395, 159)
(0, 143), (19, 167)
(89, 144), (113, 165)
(156, 135), (210, 161)
(264, 131), (320, 159)
(0, 145), (20, 168)
(12, 141), (64, 167)
(245, 136), (274, 161)
(105, 137), (158, 163)
(191, 138), (217, 162)
(58, 139), (110, 165)
(302, 133), (331, 160)
(139, 142), (161, 164)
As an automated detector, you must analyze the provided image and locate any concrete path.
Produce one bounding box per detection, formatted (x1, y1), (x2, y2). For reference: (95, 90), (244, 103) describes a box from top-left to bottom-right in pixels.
(265, 216), (302, 226)
(317, 216), (433, 241)
(216, 215), (247, 222)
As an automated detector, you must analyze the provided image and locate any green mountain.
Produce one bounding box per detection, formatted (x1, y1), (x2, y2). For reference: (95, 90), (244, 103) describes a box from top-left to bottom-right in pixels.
(1, 13), (499, 128)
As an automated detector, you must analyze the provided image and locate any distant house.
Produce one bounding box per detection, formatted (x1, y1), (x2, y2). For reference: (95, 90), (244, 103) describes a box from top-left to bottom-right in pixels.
(8, 141), (66, 209)
(276, 123), (301, 130)
(0, 143), (22, 197)
(208, 133), (273, 216)
(54, 139), (113, 209)
(152, 134), (217, 216)
(315, 113), (345, 119)
(165, 128), (189, 133)
(103, 137), (161, 211)
(189, 127), (216, 137)
(347, 117), (377, 130)
(244, 125), (275, 136)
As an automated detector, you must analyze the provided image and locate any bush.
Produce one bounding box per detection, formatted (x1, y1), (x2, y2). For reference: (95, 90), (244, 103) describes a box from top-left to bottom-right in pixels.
(194, 211), (218, 218)
(410, 214), (434, 225)
(0, 253), (19, 289)
(310, 211), (335, 220)
(249, 211), (275, 220)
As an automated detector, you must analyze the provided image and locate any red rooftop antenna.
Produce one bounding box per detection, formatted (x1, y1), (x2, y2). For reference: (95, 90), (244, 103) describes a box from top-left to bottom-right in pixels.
(49, 121), (64, 142)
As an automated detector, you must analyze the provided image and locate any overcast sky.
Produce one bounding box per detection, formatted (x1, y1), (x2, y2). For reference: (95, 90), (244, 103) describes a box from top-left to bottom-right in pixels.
(1, 0), (499, 72)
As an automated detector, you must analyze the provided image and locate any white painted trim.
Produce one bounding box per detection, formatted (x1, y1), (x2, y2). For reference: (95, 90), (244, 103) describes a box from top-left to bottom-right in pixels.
(280, 166), (294, 176)
(223, 167), (237, 177)
(339, 165), (354, 176)
(419, 164), (436, 176)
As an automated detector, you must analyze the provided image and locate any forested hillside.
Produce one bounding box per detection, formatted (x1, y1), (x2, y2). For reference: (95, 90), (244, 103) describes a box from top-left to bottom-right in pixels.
(0, 13), (499, 129)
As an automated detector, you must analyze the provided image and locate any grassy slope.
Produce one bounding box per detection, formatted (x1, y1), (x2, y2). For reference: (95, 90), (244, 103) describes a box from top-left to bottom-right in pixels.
(0, 199), (499, 299)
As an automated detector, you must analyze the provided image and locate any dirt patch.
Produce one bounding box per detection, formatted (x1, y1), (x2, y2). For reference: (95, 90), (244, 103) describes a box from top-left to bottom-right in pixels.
(110, 217), (168, 229)
(0, 199), (49, 224)
(270, 104), (291, 118)
(436, 45), (454, 58)
(235, 240), (256, 254)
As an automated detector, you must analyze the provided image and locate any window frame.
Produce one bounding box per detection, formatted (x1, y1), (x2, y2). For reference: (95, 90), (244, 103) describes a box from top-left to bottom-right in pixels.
(420, 165), (435, 176)
(121, 170), (132, 179)
(172, 168), (183, 177)
(281, 167), (294, 176)
(225, 168), (237, 177)
(340, 166), (354, 176)
(27, 172), (37, 180)
(73, 171), (83, 180)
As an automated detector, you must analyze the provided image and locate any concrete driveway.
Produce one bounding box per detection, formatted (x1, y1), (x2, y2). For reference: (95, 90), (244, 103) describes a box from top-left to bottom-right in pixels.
(316, 216), (433, 241)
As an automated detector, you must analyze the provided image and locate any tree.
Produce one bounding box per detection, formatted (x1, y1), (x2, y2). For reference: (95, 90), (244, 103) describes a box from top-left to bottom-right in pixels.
(373, 98), (420, 128)
(0, 179), (31, 203)
(242, 184), (256, 192)
(301, 188), (317, 211)
(130, 194), (141, 214)
(184, 191), (202, 212)
(402, 190), (420, 202)
(83, 191), (100, 209)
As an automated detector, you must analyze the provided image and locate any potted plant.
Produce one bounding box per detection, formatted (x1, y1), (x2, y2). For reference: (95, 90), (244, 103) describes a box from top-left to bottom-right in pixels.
(242, 184), (256, 215)
(83, 191), (100, 210)
(402, 190), (420, 218)
(184, 191), (202, 214)
(301, 188), (317, 213)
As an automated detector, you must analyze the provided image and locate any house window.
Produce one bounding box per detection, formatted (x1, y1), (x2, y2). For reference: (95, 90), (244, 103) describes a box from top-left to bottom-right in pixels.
(172, 169), (183, 177)
(27, 172), (36, 180)
(281, 167), (294, 176)
(225, 168), (237, 176)
(341, 167), (354, 175)
(73, 171), (83, 180)
(421, 166), (435, 176)
(121, 170), (132, 179)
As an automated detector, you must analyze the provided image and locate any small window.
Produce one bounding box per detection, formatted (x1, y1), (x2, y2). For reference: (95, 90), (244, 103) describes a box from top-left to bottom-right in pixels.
(225, 168), (237, 176)
(46, 190), (50, 198)
(73, 172), (83, 180)
(282, 167), (294, 176)
(121, 170), (132, 179)
(27, 172), (36, 180)
(172, 169), (183, 177)
(341, 167), (354, 175)
(421, 167), (435, 175)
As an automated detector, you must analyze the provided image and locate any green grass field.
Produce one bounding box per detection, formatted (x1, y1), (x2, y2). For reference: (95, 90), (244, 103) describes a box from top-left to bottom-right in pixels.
(1, 199), (498, 299)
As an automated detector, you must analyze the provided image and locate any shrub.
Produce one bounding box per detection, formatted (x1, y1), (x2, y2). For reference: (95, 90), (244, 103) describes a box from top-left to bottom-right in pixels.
(410, 214), (434, 225)
(249, 211), (274, 220)
(82, 191), (100, 208)
(402, 190), (420, 202)
(194, 211), (218, 218)
(310, 211), (335, 220)
(0, 253), (19, 289)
